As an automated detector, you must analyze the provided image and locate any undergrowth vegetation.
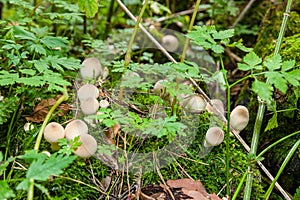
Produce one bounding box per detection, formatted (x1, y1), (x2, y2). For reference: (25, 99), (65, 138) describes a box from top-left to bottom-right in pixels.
(0, 0), (299, 200)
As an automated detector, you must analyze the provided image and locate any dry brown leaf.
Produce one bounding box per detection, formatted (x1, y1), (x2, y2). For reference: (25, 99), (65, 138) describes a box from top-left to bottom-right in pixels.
(182, 188), (209, 200)
(167, 178), (208, 195)
(26, 95), (71, 123)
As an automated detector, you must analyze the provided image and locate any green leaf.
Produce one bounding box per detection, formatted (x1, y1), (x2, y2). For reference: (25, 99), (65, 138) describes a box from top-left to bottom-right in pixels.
(13, 26), (36, 41)
(252, 79), (273, 102)
(228, 39), (253, 52)
(212, 29), (234, 40)
(0, 181), (15, 199)
(238, 51), (262, 71)
(25, 153), (76, 181)
(0, 71), (19, 86)
(19, 69), (36, 76)
(29, 43), (47, 55)
(40, 36), (68, 49)
(78, 0), (98, 18)
(16, 179), (31, 191)
(265, 113), (278, 132)
(16, 76), (45, 87)
(281, 60), (295, 72)
(265, 72), (288, 94)
(263, 54), (282, 71)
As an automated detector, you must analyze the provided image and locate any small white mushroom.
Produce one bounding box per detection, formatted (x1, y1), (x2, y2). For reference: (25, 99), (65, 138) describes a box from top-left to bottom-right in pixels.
(183, 94), (207, 113)
(153, 79), (168, 95)
(44, 122), (65, 143)
(162, 35), (179, 52)
(80, 97), (100, 115)
(24, 122), (34, 132)
(74, 134), (98, 158)
(99, 99), (110, 108)
(65, 120), (88, 141)
(77, 84), (99, 102)
(206, 99), (225, 116)
(80, 58), (103, 79)
(230, 105), (249, 132)
(204, 126), (224, 147)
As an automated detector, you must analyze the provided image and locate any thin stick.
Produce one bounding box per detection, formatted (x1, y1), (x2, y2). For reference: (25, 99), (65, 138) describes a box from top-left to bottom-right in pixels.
(116, 0), (177, 64)
(153, 152), (175, 200)
(230, 0), (256, 28)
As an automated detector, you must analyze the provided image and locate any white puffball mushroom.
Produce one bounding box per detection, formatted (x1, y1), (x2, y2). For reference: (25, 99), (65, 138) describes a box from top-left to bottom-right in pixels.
(206, 99), (225, 116)
(77, 84), (99, 102)
(80, 97), (100, 115)
(80, 58), (103, 79)
(99, 99), (110, 108)
(183, 94), (207, 113)
(153, 79), (168, 95)
(65, 120), (88, 141)
(230, 105), (249, 132)
(24, 122), (34, 132)
(74, 134), (98, 158)
(162, 35), (179, 52)
(44, 122), (65, 143)
(204, 127), (224, 147)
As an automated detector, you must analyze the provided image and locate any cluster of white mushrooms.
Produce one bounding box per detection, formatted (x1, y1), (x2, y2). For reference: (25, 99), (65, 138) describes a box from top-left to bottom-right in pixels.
(153, 78), (249, 157)
(43, 57), (110, 158)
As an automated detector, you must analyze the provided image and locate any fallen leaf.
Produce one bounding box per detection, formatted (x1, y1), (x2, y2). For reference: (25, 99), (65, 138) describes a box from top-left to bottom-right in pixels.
(26, 95), (71, 123)
(167, 178), (208, 195)
(182, 188), (209, 200)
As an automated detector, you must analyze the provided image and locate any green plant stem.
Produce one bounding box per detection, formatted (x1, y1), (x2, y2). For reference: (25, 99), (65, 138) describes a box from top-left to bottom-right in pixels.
(220, 56), (231, 196)
(264, 139), (300, 199)
(180, 0), (201, 62)
(232, 171), (247, 200)
(103, 0), (115, 40)
(243, 99), (265, 200)
(27, 87), (68, 200)
(244, 0), (293, 198)
(4, 99), (20, 179)
(257, 130), (300, 159)
(274, 0), (293, 56)
(118, 0), (148, 101)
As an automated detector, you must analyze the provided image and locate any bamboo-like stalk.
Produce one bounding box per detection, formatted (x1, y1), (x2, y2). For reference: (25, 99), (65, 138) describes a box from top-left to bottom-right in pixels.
(180, 0), (201, 62)
(243, 0), (293, 199)
(264, 139), (300, 199)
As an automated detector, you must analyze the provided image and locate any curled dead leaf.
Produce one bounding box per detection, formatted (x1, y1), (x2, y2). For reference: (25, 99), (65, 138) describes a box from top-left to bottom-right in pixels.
(26, 95), (71, 123)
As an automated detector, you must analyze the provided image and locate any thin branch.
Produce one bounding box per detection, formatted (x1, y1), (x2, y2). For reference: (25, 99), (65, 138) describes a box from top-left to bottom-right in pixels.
(230, 0), (257, 28)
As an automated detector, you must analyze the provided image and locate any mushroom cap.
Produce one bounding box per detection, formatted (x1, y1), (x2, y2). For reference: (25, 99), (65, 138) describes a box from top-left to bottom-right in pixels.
(80, 97), (100, 115)
(206, 99), (225, 116)
(183, 94), (207, 113)
(44, 122), (65, 143)
(74, 134), (98, 158)
(99, 99), (110, 108)
(230, 105), (249, 132)
(205, 126), (224, 147)
(162, 35), (179, 52)
(80, 58), (102, 79)
(65, 120), (88, 141)
(153, 79), (168, 95)
(77, 84), (99, 102)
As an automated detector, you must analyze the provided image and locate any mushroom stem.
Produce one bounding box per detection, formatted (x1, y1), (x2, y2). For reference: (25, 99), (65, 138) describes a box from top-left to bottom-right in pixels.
(28, 87), (68, 200)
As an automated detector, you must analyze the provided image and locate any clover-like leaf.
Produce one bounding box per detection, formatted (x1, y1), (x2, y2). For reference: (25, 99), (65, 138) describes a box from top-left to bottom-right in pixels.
(252, 79), (273, 101)
(263, 54), (282, 71)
